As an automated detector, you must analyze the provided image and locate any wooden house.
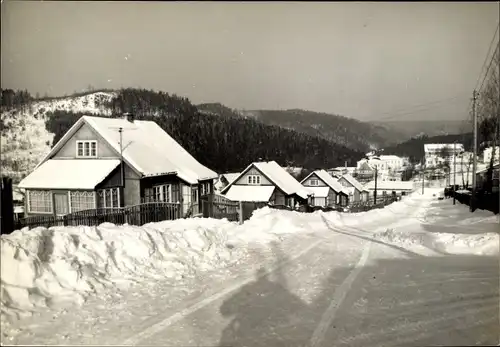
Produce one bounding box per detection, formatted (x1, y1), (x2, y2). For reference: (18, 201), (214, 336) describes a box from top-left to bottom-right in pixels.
(221, 161), (311, 207)
(300, 169), (348, 207)
(18, 115), (218, 218)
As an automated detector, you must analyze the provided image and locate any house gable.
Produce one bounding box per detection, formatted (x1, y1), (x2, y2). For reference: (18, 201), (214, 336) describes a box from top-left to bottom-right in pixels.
(301, 173), (327, 187)
(52, 122), (118, 159)
(233, 166), (273, 186)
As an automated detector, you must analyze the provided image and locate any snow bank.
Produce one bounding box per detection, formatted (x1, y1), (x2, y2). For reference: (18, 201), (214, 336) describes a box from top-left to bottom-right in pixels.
(1, 218), (240, 321)
(225, 207), (320, 246)
(374, 227), (499, 256)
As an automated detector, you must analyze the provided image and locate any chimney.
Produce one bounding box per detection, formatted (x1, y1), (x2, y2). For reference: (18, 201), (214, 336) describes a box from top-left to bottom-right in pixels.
(123, 112), (135, 123)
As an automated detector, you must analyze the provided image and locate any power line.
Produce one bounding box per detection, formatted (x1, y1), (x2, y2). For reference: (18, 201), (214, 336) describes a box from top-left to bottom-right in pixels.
(478, 41), (499, 93)
(373, 94), (467, 122)
(473, 23), (499, 92)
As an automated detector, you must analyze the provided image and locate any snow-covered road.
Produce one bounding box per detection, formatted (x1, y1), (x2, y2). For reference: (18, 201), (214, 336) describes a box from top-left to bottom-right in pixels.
(2, 188), (499, 346)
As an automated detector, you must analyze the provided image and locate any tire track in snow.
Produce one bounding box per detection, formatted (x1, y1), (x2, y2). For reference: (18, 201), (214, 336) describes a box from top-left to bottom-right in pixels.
(307, 242), (371, 347)
(121, 238), (325, 346)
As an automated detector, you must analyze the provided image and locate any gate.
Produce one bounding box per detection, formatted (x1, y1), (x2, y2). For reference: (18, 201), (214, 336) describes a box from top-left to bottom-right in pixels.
(201, 194), (240, 222)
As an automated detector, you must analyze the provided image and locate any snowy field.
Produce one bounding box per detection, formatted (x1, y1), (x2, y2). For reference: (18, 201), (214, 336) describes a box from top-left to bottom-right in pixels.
(1, 186), (498, 344)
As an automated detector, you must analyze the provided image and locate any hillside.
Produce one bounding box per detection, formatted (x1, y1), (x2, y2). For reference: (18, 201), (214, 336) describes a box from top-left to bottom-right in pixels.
(0, 90), (115, 182)
(379, 133), (474, 163)
(233, 109), (408, 152)
(1, 88), (364, 183)
(373, 120), (465, 139)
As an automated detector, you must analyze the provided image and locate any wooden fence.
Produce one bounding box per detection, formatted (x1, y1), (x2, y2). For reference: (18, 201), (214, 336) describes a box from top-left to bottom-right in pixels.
(452, 190), (499, 214)
(15, 202), (181, 230)
(201, 194), (240, 222)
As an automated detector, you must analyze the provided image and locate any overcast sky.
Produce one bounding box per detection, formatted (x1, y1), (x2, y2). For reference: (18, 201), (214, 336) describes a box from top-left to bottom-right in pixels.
(1, 1), (498, 121)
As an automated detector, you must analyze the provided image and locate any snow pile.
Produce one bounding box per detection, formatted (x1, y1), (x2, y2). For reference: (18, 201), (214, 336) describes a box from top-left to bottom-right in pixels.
(1, 218), (240, 321)
(0, 91), (115, 182)
(226, 207), (318, 246)
(374, 227), (499, 256)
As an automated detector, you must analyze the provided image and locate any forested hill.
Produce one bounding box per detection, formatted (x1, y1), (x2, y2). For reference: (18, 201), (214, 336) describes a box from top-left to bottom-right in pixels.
(236, 109), (409, 151)
(1, 88), (364, 181)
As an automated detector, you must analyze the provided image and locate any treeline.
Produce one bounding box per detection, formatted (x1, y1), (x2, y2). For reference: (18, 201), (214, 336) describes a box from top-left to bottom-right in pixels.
(45, 88), (363, 173)
(379, 133), (474, 163)
(1, 88), (33, 110)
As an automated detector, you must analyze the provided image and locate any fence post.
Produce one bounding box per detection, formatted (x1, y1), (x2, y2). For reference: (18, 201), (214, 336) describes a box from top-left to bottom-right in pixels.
(208, 194), (214, 218)
(238, 201), (243, 225)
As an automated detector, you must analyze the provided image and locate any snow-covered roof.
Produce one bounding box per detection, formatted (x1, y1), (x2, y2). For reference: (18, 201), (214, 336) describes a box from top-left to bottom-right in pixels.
(379, 155), (402, 161)
(222, 173), (240, 184)
(363, 180), (414, 191)
(301, 169), (344, 193)
(18, 159), (121, 190)
(253, 161), (311, 199)
(38, 116), (218, 185)
(222, 161), (311, 199)
(476, 163), (500, 174)
(307, 186), (330, 198)
(224, 185), (275, 202)
(338, 173), (365, 192)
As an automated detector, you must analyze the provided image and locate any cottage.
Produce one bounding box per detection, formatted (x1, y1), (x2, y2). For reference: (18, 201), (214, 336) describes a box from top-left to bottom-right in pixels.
(355, 160), (376, 181)
(214, 172), (240, 193)
(18, 115), (218, 218)
(300, 169), (348, 207)
(221, 161), (311, 207)
(363, 180), (415, 198)
(337, 173), (369, 203)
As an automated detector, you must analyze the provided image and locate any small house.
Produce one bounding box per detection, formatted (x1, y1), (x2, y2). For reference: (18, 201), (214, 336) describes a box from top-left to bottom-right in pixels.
(337, 173), (369, 203)
(300, 169), (348, 207)
(18, 115), (218, 218)
(221, 161), (311, 207)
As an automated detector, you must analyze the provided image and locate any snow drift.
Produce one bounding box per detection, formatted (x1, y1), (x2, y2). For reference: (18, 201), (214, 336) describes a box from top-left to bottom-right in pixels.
(0, 218), (240, 321)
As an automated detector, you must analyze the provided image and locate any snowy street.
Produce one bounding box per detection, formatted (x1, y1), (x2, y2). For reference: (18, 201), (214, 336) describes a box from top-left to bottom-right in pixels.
(2, 189), (499, 346)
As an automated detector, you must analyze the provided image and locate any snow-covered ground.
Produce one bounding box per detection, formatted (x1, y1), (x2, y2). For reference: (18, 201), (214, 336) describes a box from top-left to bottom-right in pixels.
(1, 186), (498, 343)
(0, 92), (115, 181)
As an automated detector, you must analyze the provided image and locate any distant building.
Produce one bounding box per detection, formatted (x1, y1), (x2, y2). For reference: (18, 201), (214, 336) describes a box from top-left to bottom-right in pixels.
(424, 143), (464, 168)
(482, 146), (500, 165)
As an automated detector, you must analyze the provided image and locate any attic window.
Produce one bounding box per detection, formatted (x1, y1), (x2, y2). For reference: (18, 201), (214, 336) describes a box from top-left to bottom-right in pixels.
(310, 179), (319, 186)
(247, 175), (261, 185)
(77, 140), (97, 158)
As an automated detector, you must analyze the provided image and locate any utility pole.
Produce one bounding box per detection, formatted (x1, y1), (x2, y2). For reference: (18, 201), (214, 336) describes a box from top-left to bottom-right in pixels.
(374, 166), (378, 205)
(470, 90), (478, 212)
(421, 158), (425, 195)
(119, 127), (124, 188)
(453, 141), (457, 205)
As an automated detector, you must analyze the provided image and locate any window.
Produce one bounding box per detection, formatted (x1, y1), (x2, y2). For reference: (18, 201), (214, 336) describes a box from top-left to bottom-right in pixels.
(310, 179), (319, 186)
(70, 191), (95, 212)
(76, 140), (97, 158)
(247, 175), (261, 185)
(97, 188), (120, 208)
(152, 184), (172, 202)
(200, 182), (211, 196)
(27, 190), (53, 213)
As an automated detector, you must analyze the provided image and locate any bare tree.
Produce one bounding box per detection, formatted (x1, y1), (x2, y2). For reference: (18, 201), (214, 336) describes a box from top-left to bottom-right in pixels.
(479, 46), (499, 193)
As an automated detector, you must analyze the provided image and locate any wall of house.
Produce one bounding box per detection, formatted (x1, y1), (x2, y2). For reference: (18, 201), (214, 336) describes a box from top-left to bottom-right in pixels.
(234, 167), (272, 186)
(270, 189), (286, 205)
(53, 123), (117, 159)
(313, 197), (326, 207)
(24, 188), (97, 217)
(302, 173), (327, 186)
(327, 189), (337, 206)
(352, 189), (361, 203)
(123, 165), (141, 206)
